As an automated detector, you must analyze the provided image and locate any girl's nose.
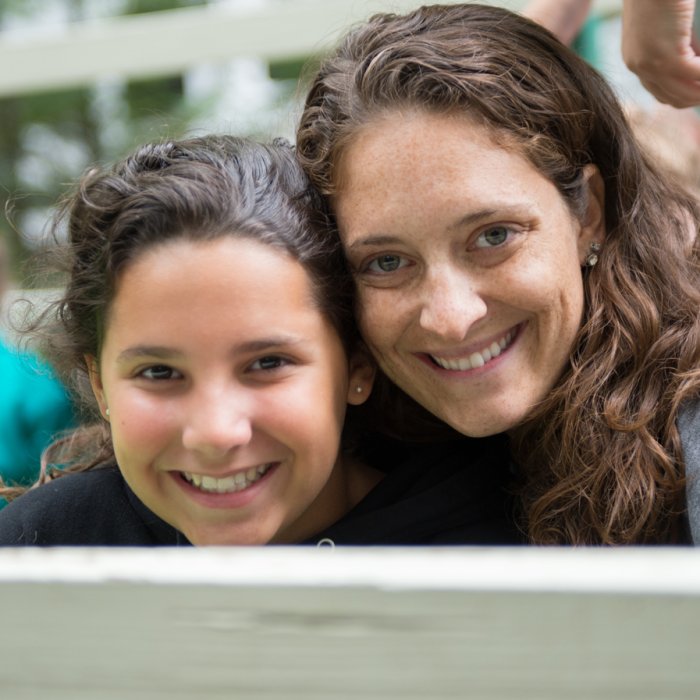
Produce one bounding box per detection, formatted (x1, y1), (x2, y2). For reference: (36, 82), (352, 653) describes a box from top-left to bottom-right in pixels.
(181, 392), (253, 459)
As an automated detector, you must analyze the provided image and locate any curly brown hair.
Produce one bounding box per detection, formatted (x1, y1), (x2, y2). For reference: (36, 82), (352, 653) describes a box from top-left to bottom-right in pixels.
(296, 3), (700, 543)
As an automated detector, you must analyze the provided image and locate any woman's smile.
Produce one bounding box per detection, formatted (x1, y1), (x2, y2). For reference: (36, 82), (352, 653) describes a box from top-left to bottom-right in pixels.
(424, 324), (520, 372)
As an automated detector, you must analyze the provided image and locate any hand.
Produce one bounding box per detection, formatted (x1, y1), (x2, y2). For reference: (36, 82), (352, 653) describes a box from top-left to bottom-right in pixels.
(622, 0), (700, 108)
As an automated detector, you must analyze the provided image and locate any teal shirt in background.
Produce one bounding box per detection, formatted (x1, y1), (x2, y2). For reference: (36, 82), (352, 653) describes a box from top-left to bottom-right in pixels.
(0, 338), (75, 507)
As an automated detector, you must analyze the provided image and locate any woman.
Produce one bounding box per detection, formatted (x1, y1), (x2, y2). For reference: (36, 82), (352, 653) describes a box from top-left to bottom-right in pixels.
(296, 3), (700, 544)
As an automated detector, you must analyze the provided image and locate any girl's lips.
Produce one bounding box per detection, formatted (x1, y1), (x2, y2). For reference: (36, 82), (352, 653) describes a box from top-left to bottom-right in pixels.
(172, 462), (279, 509)
(181, 463), (274, 494)
(423, 324), (522, 372)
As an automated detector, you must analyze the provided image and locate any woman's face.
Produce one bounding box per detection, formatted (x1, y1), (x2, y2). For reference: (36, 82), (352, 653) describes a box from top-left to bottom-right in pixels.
(87, 237), (373, 545)
(333, 111), (604, 436)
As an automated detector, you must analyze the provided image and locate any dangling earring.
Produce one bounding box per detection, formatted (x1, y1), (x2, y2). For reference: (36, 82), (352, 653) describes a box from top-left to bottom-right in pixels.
(585, 242), (601, 267)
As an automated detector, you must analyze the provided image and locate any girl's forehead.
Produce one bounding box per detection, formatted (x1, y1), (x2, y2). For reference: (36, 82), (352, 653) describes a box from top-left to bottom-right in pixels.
(108, 237), (317, 326)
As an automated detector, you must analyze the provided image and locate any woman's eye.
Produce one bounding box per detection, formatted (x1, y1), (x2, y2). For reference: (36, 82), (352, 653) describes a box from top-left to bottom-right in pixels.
(365, 254), (407, 273)
(250, 356), (288, 371)
(140, 365), (180, 381)
(474, 226), (511, 248)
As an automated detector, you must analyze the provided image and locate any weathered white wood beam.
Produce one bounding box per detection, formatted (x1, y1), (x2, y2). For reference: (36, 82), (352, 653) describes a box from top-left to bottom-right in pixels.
(1, 547), (697, 700)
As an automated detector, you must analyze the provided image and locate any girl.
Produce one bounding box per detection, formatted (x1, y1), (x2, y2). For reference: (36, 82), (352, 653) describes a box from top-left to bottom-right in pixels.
(0, 135), (518, 546)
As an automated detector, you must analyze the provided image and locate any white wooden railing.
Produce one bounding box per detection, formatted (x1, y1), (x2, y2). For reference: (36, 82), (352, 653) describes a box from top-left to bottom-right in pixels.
(0, 0), (622, 98)
(1, 546), (698, 699)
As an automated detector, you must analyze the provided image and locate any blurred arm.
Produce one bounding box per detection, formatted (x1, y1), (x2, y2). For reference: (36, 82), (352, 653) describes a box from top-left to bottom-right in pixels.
(521, 0), (592, 45)
(622, 0), (700, 108)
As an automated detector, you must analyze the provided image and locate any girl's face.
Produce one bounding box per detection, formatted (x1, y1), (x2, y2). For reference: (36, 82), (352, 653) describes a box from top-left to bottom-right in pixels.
(88, 237), (374, 545)
(333, 111), (604, 437)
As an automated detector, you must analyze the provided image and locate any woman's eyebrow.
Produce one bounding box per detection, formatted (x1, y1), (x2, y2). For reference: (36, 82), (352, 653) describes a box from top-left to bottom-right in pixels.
(347, 235), (404, 251)
(347, 206), (535, 250)
(448, 208), (499, 230)
(448, 205), (536, 231)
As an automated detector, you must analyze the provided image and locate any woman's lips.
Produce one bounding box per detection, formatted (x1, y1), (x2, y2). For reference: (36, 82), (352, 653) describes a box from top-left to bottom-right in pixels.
(428, 325), (519, 371)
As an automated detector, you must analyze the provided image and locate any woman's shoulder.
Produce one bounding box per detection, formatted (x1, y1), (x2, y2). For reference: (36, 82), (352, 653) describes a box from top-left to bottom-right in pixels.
(679, 399), (700, 434)
(680, 399), (700, 544)
(680, 399), (700, 478)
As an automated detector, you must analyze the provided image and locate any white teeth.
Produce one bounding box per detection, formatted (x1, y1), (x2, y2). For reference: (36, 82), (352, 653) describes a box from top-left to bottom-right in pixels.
(182, 464), (273, 494)
(431, 330), (515, 371)
(201, 475), (218, 490)
(469, 352), (485, 368)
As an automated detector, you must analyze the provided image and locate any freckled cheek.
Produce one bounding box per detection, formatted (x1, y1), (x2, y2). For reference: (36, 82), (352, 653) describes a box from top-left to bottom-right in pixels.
(526, 269), (586, 356)
(356, 291), (409, 355)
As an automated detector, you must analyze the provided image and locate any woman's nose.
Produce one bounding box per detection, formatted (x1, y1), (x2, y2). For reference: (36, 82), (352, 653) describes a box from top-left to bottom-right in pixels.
(418, 268), (487, 341)
(181, 390), (253, 459)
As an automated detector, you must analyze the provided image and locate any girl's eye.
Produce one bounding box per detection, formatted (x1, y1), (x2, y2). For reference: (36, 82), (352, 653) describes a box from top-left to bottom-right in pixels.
(365, 254), (408, 273)
(140, 365), (181, 381)
(474, 226), (511, 249)
(250, 356), (288, 371)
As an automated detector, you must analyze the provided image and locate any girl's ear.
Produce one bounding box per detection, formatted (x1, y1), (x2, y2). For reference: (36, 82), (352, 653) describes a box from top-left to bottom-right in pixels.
(346, 345), (377, 406)
(577, 164), (606, 264)
(85, 354), (109, 421)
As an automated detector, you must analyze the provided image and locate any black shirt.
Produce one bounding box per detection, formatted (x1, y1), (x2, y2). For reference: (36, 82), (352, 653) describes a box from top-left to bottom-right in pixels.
(0, 436), (521, 546)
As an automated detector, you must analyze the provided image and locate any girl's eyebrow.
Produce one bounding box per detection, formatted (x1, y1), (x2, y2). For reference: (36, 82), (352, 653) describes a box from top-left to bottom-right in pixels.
(116, 336), (305, 364)
(235, 336), (304, 353)
(116, 346), (181, 364)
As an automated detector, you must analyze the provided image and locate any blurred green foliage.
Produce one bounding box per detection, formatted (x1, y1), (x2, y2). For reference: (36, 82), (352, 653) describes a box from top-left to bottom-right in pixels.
(0, 0), (214, 286)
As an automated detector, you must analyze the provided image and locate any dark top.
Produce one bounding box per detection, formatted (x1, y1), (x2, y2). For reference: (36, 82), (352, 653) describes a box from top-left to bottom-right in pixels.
(0, 436), (521, 546)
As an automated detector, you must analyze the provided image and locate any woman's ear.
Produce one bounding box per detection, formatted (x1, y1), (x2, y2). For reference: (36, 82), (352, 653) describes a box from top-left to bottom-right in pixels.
(85, 354), (109, 421)
(577, 164), (606, 263)
(346, 345), (377, 406)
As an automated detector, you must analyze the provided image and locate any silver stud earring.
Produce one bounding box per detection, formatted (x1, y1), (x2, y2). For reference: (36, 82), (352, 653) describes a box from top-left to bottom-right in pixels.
(105, 408), (110, 419)
(585, 242), (601, 267)
(355, 386), (363, 394)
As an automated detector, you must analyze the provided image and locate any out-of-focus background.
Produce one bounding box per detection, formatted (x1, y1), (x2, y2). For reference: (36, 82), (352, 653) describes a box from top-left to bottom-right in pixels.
(0, 0), (636, 299)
